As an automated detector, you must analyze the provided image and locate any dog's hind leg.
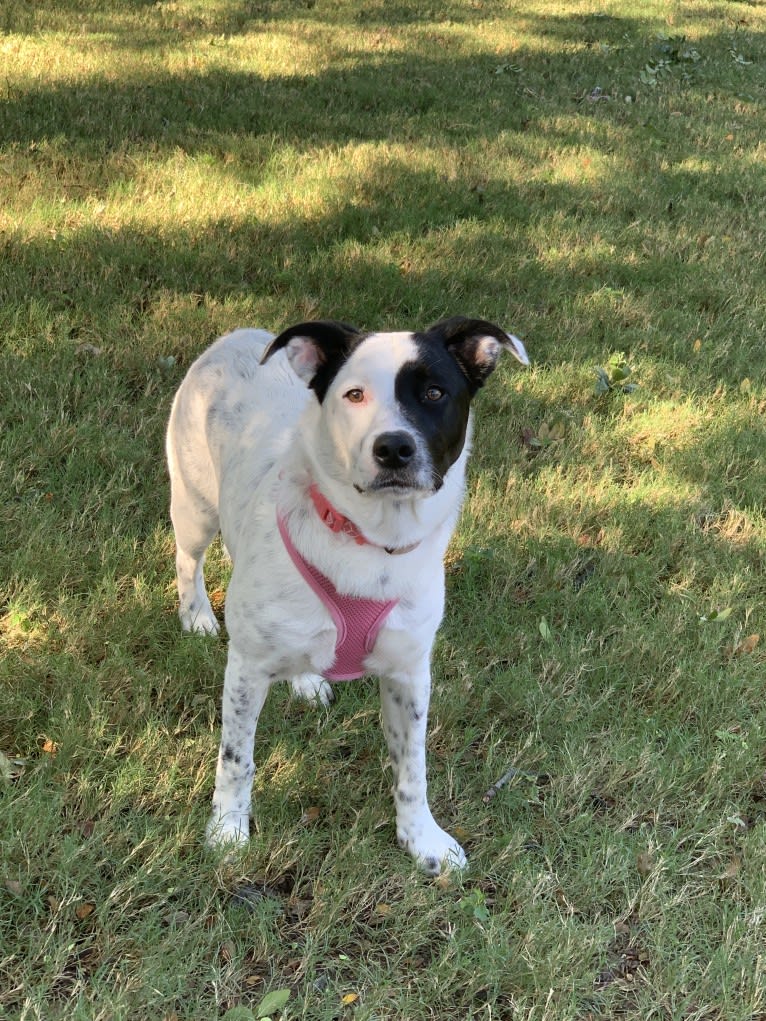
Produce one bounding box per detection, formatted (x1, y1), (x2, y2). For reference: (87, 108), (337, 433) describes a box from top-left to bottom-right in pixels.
(207, 644), (271, 848)
(170, 480), (221, 636)
(289, 673), (333, 706)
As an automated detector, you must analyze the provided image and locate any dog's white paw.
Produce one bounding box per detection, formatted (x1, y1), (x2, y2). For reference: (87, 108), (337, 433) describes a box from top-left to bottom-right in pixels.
(180, 603), (220, 636)
(290, 673), (333, 706)
(205, 812), (249, 850)
(399, 818), (467, 875)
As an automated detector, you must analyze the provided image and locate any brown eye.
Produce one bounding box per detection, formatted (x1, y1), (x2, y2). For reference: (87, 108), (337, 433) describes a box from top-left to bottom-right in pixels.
(425, 385), (444, 402)
(345, 388), (365, 403)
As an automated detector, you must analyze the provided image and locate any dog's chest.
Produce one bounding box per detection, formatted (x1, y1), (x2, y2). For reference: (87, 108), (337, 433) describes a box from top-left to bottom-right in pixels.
(277, 513), (397, 681)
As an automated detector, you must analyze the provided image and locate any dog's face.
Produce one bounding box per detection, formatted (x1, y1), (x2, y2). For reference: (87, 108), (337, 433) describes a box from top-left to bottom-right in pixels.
(262, 317), (528, 496)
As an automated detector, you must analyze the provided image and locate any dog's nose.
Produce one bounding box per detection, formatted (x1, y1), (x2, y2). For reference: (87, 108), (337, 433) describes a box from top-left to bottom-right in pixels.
(373, 431), (416, 469)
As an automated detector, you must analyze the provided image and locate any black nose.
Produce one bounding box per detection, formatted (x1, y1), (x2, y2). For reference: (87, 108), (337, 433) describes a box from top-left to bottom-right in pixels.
(373, 431), (416, 469)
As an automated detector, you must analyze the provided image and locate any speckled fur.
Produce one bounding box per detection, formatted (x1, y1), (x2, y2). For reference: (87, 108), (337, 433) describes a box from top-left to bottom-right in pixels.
(166, 319), (527, 874)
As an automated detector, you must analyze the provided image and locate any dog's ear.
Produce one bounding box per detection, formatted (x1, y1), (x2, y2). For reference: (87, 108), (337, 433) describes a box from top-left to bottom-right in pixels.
(427, 316), (529, 393)
(261, 320), (363, 398)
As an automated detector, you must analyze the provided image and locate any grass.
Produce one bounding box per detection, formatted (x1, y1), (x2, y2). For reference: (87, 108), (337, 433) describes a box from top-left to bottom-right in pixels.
(1, 0), (765, 1018)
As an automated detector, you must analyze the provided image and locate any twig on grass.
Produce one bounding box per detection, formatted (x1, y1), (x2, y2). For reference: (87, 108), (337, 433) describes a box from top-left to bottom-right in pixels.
(482, 765), (551, 803)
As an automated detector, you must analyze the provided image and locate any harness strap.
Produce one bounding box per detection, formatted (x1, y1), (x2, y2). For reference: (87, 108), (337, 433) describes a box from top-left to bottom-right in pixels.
(277, 513), (398, 681)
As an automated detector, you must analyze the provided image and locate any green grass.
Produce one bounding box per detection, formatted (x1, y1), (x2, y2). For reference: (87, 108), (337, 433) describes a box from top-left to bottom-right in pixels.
(1, 1), (766, 1018)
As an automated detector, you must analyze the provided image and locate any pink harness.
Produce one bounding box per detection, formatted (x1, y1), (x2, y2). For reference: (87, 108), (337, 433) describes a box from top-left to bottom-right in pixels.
(277, 512), (398, 682)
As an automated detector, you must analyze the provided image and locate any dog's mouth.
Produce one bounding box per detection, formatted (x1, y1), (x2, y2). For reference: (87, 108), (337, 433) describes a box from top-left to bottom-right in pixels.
(355, 471), (434, 496)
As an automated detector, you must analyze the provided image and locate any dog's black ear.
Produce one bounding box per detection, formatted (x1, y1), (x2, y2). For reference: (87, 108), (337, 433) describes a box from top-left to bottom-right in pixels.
(427, 316), (529, 393)
(261, 320), (363, 400)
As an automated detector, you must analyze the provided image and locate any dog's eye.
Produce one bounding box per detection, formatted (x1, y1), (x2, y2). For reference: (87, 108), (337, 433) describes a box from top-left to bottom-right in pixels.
(344, 388), (365, 403)
(424, 385), (444, 402)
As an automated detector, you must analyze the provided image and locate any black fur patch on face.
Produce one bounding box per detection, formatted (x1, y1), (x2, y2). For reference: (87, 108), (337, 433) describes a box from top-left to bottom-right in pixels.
(394, 333), (475, 488)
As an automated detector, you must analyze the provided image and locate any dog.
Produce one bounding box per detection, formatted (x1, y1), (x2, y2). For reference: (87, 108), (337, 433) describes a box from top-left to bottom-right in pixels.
(166, 317), (528, 874)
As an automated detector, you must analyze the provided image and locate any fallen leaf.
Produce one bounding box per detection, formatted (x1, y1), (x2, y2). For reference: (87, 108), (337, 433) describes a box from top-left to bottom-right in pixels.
(342, 993), (359, 1005)
(75, 902), (95, 920)
(76, 343), (103, 357)
(636, 851), (654, 877)
(47, 894), (61, 912)
(41, 738), (58, 755)
(222, 1009), (256, 1021)
(718, 856), (741, 880)
(521, 427), (542, 450)
(373, 902), (392, 918)
(255, 988), (291, 1017)
(699, 607), (732, 623)
(4, 879), (22, 897)
(734, 634), (760, 656)
(300, 806), (321, 826)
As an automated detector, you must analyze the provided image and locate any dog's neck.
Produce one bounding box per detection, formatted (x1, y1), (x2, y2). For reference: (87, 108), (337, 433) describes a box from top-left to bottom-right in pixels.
(308, 483), (420, 556)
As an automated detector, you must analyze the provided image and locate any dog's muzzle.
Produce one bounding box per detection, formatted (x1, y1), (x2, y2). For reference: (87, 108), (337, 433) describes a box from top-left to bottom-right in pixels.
(362, 429), (430, 493)
(372, 431), (416, 471)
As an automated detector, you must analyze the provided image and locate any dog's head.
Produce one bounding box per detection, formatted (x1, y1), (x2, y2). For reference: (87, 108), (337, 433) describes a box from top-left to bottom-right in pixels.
(262, 317), (529, 496)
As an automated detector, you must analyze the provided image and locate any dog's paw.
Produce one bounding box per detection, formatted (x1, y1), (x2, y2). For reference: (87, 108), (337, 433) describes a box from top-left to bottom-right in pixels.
(180, 603), (220, 636)
(398, 820), (468, 876)
(205, 812), (249, 850)
(290, 673), (333, 707)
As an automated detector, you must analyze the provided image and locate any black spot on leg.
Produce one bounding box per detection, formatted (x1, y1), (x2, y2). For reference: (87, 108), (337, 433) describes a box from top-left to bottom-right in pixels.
(222, 745), (235, 762)
(424, 857), (439, 874)
(392, 693), (402, 707)
(396, 791), (417, 805)
(406, 700), (423, 722)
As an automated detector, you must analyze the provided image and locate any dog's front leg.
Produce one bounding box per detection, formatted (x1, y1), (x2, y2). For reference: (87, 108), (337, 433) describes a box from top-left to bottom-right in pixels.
(380, 671), (467, 875)
(206, 644), (271, 848)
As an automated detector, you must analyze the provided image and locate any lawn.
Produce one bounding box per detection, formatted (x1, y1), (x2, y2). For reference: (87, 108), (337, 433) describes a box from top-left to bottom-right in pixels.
(1, 1), (765, 1018)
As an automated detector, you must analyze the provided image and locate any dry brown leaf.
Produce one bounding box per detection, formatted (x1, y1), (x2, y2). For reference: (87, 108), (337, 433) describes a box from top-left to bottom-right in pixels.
(636, 851), (654, 877)
(342, 992), (359, 1005)
(373, 902), (392, 917)
(734, 634), (760, 656)
(4, 879), (22, 897)
(41, 738), (58, 755)
(75, 902), (95, 920)
(718, 856), (742, 880)
(47, 894), (61, 913)
(300, 806), (321, 825)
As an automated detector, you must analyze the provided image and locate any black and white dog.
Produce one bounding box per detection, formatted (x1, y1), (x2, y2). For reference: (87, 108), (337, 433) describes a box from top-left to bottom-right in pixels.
(166, 317), (528, 874)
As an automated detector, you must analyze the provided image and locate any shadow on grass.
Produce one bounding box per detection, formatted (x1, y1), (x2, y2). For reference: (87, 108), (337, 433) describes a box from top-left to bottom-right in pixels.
(3, 15), (763, 154)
